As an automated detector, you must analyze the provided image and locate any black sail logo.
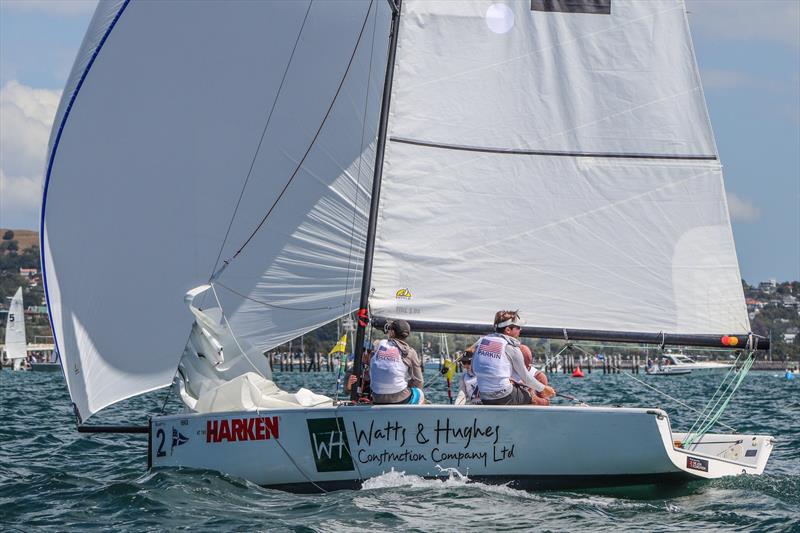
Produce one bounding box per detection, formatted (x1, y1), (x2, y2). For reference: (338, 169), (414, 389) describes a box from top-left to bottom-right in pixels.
(531, 0), (611, 15)
(307, 418), (355, 472)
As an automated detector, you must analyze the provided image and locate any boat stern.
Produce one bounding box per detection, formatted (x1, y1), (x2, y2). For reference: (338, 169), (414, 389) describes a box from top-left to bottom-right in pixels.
(668, 431), (775, 478)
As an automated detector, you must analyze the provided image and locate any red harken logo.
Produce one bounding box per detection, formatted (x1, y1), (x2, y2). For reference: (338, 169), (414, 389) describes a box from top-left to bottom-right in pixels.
(206, 416), (279, 443)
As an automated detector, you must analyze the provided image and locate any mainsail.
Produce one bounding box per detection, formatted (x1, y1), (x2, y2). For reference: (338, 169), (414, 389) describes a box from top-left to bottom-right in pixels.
(4, 287), (27, 362)
(42, 0), (391, 419)
(369, 0), (750, 337)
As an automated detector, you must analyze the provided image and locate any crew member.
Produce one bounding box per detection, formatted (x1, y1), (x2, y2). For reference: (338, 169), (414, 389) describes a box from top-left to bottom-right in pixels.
(455, 346), (480, 405)
(472, 310), (556, 405)
(513, 344), (550, 406)
(369, 319), (424, 404)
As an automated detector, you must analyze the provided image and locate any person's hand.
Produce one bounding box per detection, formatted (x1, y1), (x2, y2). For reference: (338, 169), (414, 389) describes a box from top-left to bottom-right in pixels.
(346, 374), (357, 391)
(541, 385), (556, 399)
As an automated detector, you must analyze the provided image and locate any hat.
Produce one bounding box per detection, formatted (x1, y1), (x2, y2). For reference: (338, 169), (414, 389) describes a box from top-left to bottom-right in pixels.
(494, 310), (524, 329)
(385, 319), (411, 339)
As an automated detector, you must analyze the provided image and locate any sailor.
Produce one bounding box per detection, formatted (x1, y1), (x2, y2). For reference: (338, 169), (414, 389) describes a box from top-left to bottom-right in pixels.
(369, 319), (424, 405)
(345, 349), (373, 398)
(472, 310), (556, 405)
(455, 346), (480, 405)
(513, 344), (550, 406)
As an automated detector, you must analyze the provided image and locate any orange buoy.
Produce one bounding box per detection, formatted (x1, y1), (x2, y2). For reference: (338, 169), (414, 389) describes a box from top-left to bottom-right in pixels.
(572, 366), (584, 378)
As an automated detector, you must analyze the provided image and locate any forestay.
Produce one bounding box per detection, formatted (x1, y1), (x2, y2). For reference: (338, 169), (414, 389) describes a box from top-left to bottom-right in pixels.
(4, 287), (27, 361)
(42, 0), (391, 419)
(370, 0), (749, 336)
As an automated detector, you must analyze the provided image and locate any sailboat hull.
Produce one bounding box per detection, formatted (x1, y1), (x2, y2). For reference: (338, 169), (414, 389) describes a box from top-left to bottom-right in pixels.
(149, 405), (772, 492)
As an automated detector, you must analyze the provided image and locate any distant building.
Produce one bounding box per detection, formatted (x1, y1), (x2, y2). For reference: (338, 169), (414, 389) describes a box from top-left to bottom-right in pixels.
(758, 279), (777, 294)
(19, 268), (38, 278)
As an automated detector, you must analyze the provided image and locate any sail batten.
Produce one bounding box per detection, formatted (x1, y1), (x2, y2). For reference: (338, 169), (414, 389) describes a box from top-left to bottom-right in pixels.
(389, 137), (718, 160)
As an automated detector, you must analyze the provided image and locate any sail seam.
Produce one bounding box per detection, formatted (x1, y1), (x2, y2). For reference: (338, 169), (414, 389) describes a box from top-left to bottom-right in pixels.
(390, 137), (717, 161)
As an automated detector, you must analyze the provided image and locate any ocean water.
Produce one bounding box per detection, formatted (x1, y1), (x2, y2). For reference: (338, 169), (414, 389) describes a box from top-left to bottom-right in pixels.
(1, 368), (798, 532)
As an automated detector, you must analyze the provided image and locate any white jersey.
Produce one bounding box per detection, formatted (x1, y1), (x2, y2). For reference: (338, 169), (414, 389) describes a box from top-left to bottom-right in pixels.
(471, 334), (513, 398)
(370, 339), (409, 395)
(455, 370), (480, 405)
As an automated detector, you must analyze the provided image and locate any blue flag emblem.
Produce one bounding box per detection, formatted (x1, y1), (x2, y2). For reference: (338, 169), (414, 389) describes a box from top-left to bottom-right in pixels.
(172, 428), (189, 450)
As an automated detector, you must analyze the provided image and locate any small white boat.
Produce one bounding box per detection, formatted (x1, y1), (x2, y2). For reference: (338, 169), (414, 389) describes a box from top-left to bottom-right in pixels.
(646, 353), (733, 376)
(30, 353), (61, 372)
(2, 287), (28, 371)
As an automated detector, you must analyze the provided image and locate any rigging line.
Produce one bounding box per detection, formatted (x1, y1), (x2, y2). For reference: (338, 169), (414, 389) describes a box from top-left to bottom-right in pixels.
(256, 406), (329, 493)
(343, 0), (379, 314)
(569, 343), (738, 432)
(684, 349), (744, 437)
(209, 283), (267, 379)
(685, 351), (749, 441)
(210, 0), (315, 280)
(685, 353), (755, 449)
(215, 281), (340, 312)
(227, 0), (377, 264)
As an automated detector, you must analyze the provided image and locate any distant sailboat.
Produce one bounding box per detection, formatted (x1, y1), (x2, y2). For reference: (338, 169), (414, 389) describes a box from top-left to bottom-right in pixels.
(42, 0), (773, 491)
(3, 287), (28, 371)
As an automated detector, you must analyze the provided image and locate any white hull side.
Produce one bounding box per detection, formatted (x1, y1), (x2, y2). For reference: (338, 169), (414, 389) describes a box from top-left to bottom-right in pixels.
(150, 405), (772, 492)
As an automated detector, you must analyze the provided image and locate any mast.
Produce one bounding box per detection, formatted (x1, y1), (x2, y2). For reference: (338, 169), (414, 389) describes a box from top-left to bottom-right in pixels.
(351, 0), (402, 400)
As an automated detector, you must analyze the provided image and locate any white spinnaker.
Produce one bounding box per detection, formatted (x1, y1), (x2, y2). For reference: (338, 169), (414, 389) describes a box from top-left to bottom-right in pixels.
(370, 0), (749, 335)
(43, 0), (389, 419)
(4, 287), (27, 361)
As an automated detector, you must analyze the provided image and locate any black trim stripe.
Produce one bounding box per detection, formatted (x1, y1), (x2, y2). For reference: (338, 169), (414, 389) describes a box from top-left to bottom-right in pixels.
(532, 0), (611, 15)
(390, 137), (718, 161)
(258, 472), (695, 494)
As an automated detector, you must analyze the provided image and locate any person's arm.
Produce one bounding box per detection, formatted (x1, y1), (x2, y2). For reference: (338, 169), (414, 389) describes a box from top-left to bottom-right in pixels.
(507, 345), (545, 393)
(406, 348), (424, 389)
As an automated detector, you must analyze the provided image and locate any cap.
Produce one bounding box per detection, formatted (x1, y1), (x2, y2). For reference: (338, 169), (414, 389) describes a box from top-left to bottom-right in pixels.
(385, 319), (411, 339)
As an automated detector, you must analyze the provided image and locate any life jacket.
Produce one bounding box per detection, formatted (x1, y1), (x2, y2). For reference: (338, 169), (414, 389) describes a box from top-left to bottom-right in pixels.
(471, 334), (513, 397)
(370, 339), (409, 395)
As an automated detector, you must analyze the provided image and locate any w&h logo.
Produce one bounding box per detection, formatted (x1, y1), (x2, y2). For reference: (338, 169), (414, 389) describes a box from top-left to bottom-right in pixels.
(306, 418), (355, 472)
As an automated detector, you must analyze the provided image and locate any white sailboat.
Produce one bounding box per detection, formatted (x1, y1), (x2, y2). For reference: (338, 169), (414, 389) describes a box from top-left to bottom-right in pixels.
(3, 287), (28, 371)
(41, 0), (773, 491)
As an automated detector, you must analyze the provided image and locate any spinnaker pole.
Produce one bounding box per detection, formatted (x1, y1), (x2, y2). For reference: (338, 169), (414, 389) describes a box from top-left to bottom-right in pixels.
(351, 0), (402, 400)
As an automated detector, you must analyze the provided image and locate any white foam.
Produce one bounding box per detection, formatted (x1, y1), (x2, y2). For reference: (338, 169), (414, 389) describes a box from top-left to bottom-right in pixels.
(359, 466), (537, 500)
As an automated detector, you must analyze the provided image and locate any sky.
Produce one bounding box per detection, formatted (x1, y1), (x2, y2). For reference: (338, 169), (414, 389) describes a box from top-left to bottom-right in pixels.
(0, 0), (798, 284)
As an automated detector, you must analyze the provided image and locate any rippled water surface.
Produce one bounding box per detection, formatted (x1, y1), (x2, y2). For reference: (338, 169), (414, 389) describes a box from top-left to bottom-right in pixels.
(1, 369), (798, 532)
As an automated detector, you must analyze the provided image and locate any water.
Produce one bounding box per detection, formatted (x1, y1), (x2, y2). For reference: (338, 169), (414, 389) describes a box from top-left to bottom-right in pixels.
(1, 369), (798, 532)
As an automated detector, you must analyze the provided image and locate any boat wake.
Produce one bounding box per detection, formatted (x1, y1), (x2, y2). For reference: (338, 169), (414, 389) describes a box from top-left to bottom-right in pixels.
(360, 466), (535, 500)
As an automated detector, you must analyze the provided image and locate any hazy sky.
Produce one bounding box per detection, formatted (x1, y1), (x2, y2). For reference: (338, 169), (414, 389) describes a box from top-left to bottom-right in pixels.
(0, 0), (798, 284)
